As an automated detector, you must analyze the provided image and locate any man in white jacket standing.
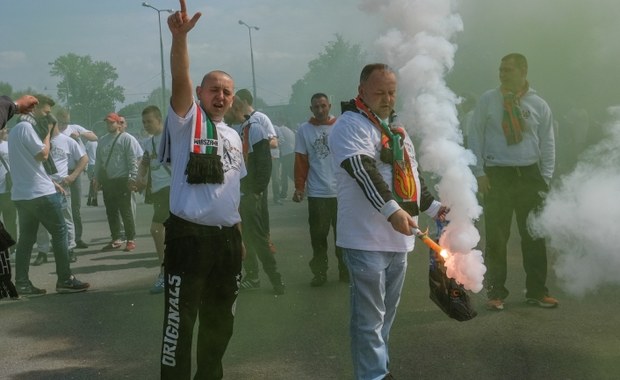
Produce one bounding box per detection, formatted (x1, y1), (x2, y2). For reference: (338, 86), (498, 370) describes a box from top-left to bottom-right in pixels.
(467, 53), (558, 311)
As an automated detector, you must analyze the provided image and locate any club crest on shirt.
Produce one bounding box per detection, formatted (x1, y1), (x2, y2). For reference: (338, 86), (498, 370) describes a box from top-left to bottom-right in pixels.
(221, 137), (243, 173)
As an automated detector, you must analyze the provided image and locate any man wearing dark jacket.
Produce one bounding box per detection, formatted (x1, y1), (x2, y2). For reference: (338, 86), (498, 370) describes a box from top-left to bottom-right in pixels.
(231, 96), (285, 295)
(1, 95), (38, 130)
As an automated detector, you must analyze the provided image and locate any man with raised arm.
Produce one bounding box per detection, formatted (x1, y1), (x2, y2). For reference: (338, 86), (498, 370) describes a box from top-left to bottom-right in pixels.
(159, 1), (247, 379)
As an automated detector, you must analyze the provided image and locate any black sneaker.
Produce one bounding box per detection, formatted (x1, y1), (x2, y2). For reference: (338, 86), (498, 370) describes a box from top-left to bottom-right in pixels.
(16, 281), (47, 297)
(239, 278), (260, 290)
(56, 275), (90, 294)
(273, 281), (286, 295)
(75, 240), (89, 249)
(310, 274), (327, 287)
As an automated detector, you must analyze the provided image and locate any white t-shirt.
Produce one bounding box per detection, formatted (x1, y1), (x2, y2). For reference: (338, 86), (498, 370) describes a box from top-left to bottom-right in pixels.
(278, 126), (296, 156)
(85, 140), (97, 166)
(143, 133), (171, 193)
(49, 133), (86, 185)
(61, 124), (90, 139)
(295, 120), (337, 197)
(165, 103), (246, 227)
(240, 117), (271, 153)
(270, 125), (281, 159)
(60, 124), (90, 166)
(248, 111), (277, 140)
(8, 121), (56, 201)
(0, 141), (10, 194)
(329, 111), (419, 252)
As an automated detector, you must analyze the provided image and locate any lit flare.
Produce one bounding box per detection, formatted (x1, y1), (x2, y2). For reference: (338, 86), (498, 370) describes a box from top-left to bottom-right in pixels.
(412, 227), (449, 259)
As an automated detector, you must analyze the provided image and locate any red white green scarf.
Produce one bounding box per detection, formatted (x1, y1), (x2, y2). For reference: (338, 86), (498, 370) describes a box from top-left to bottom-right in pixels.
(185, 103), (224, 184)
(354, 97), (417, 203)
(500, 82), (529, 145)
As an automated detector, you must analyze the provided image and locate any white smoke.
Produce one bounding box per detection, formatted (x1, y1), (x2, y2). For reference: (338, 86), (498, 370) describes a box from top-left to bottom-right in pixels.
(361, 0), (486, 292)
(530, 107), (620, 296)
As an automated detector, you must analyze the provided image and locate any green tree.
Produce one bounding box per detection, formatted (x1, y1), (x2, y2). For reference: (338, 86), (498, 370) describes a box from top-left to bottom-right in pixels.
(119, 87), (172, 118)
(49, 53), (125, 127)
(0, 82), (13, 97)
(288, 34), (366, 121)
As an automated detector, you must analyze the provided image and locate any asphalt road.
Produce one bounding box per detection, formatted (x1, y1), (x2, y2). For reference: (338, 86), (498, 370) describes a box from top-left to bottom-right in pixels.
(1, 180), (619, 380)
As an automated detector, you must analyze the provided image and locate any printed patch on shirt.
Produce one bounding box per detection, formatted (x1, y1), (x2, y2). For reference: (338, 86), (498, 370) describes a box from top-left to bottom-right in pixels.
(221, 137), (243, 173)
(521, 108), (531, 120)
(311, 132), (330, 159)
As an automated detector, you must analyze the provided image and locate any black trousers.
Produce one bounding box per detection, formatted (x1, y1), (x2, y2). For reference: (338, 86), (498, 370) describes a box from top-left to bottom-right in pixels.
(69, 170), (83, 241)
(101, 177), (135, 241)
(307, 197), (345, 276)
(483, 164), (549, 300)
(160, 214), (243, 380)
(239, 193), (280, 284)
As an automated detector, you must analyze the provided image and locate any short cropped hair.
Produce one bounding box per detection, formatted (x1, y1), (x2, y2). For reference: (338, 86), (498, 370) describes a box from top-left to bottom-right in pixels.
(359, 63), (395, 84)
(310, 93), (329, 103)
(142, 105), (162, 121)
(236, 89), (253, 106)
(200, 70), (233, 88)
(34, 94), (55, 108)
(501, 53), (528, 71)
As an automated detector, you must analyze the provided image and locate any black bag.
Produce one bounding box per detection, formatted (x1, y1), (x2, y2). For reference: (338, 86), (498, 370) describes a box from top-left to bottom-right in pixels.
(97, 167), (108, 184)
(0, 249), (18, 299)
(144, 177), (153, 204)
(87, 178), (98, 206)
(428, 221), (477, 322)
(0, 220), (15, 252)
(0, 154), (11, 192)
(4, 172), (11, 192)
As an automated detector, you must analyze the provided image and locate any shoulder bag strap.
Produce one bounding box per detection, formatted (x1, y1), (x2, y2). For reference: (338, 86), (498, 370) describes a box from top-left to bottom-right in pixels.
(152, 136), (171, 175)
(104, 132), (123, 170)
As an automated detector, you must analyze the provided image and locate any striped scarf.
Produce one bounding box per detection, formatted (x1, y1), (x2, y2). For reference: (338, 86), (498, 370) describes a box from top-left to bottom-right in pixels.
(184, 104), (224, 184)
(501, 82), (529, 145)
(353, 97), (417, 203)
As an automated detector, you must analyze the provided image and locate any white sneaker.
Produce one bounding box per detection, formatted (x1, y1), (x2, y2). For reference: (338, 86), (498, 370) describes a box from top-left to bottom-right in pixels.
(149, 273), (165, 294)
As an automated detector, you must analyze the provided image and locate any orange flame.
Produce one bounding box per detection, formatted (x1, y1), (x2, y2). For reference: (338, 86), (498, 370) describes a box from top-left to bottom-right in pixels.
(413, 228), (450, 258)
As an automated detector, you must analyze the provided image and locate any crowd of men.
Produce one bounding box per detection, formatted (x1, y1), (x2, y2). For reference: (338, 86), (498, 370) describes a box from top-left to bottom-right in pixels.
(1, 0), (570, 378)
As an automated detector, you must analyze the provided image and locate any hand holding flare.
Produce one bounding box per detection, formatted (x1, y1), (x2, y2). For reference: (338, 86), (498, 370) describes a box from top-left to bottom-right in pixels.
(412, 227), (448, 259)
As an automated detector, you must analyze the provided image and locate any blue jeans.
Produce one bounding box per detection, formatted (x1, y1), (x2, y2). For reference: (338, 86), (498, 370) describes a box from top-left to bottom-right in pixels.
(14, 193), (72, 284)
(343, 249), (408, 380)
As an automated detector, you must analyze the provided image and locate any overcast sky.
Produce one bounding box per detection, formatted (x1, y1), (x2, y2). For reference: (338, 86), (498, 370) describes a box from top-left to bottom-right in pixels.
(1, 0), (382, 107)
(3, 0), (620, 119)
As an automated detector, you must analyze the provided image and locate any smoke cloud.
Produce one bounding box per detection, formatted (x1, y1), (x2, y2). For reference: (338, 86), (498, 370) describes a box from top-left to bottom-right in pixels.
(530, 107), (620, 296)
(362, 0), (486, 292)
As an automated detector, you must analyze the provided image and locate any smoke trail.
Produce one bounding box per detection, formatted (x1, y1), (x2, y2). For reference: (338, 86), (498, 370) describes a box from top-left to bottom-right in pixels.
(530, 107), (620, 296)
(361, 0), (486, 292)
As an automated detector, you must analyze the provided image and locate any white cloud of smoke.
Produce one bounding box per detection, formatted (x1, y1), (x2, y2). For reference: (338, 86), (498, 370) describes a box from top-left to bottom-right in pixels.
(530, 107), (620, 296)
(362, 0), (486, 292)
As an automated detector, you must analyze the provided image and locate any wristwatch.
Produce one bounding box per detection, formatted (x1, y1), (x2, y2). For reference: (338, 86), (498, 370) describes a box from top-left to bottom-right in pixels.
(13, 101), (20, 113)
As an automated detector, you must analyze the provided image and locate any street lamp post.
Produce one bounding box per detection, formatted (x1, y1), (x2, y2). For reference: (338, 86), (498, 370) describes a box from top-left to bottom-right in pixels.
(142, 2), (174, 112)
(238, 20), (260, 102)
